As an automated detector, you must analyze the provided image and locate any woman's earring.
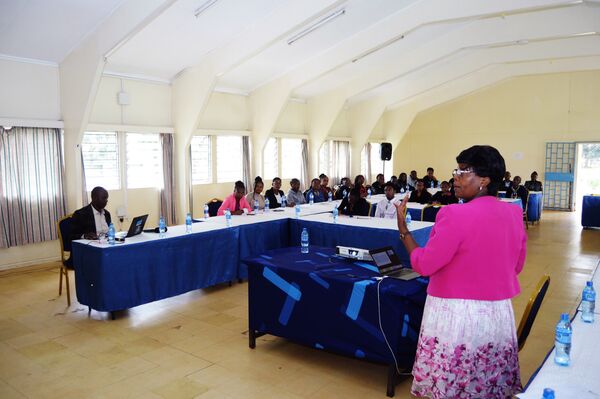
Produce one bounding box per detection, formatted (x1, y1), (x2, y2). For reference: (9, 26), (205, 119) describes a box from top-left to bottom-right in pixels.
(479, 186), (483, 191)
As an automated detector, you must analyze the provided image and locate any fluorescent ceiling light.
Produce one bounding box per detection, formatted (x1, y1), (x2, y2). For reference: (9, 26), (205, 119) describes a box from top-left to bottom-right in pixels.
(287, 8), (346, 45)
(194, 0), (218, 18)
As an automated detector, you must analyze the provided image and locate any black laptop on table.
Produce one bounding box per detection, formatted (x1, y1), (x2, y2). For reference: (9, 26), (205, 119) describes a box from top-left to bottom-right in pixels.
(115, 214), (148, 240)
(369, 246), (421, 280)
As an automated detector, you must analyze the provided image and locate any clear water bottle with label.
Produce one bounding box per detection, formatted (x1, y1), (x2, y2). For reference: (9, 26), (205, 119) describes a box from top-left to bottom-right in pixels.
(295, 205), (300, 219)
(185, 213), (192, 233)
(225, 209), (231, 227)
(554, 313), (572, 366)
(542, 388), (555, 399)
(108, 223), (115, 245)
(281, 195), (287, 207)
(265, 198), (270, 212)
(405, 211), (412, 225)
(400, 187), (405, 194)
(430, 181), (434, 189)
(367, 188), (372, 198)
(309, 192), (314, 205)
(328, 191), (333, 202)
(254, 200), (259, 213)
(204, 204), (209, 219)
(301, 228), (309, 254)
(458, 198), (464, 204)
(332, 206), (338, 223)
(581, 281), (596, 323)
(343, 189), (348, 198)
(159, 216), (166, 238)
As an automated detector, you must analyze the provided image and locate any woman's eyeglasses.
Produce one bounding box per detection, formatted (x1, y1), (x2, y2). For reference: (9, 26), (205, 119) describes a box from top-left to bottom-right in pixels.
(452, 168), (475, 177)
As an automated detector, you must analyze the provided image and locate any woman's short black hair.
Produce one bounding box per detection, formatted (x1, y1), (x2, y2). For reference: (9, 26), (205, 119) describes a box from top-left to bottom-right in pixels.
(234, 181), (245, 191)
(354, 175), (365, 187)
(349, 188), (361, 198)
(319, 173), (327, 179)
(272, 177), (281, 183)
(254, 176), (263, 183)
(456, 145), (505, 197)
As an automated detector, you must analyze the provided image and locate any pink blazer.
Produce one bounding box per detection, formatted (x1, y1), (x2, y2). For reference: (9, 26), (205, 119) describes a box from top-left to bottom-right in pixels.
(217, 194), (251, 216)
(410, 195), (527, 300)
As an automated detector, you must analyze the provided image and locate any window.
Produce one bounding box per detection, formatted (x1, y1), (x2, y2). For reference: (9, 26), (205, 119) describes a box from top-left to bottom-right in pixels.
(82, 132), (120, 190)
(126, 133), (162, 189)
(281, 138), (302, 179)
(191, 135), (212, 184)
(216, 136), (243, 183)
(319, 141), (331, 176)
(361, 142), (393, 182)
(263, 138), (278, 180)
(319, 140), (350, 184)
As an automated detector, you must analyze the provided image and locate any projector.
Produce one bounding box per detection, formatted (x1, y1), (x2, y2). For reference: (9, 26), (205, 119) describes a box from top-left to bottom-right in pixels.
(335, 246), (372, 261)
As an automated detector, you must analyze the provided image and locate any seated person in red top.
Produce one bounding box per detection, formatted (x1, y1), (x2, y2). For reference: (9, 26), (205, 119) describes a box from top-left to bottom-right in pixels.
(217, 181), (251, 216)
(431, 181), (458, 205)
(338, 188), (370, 217)
(370, 173), (385, 195)
(335, 177), (352, 200)
(408, 179), (433, 204)
(305, 178), (325, 203)
(319, 174), (332, 199)
(422, 167), (438, 188)
(505, 176), (529, 208)
(354, 175), (368, 198)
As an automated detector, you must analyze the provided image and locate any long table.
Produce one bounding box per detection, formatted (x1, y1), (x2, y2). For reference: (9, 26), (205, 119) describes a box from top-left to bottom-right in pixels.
(243, 245), (429, 397)
(72, 204), (433, 313)
(582, 195), (600, 228)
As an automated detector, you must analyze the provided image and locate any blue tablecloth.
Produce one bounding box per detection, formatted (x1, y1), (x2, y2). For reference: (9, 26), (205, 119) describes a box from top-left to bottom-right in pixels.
(289, 219), (432, 267)
(238, 219), (290, 279)
(527, 192), (543, 222)
(72, 228), (239, 312)
(582, 195), (600, 228)
(244, 246), (428, 366)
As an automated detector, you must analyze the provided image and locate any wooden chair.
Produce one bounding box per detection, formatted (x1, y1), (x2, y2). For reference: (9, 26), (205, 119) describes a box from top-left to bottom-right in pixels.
(517, 275), (550, 351)
(421, 204), (443, 222)
(56, 214), (73, 306)
(206, 198), (223, 217)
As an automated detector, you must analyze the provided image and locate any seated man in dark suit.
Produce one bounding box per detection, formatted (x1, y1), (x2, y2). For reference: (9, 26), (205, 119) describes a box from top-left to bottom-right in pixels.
(408, 180), (433, 204)
(431, 181), (458, 205)
(335, 177), (352, 200)
(370, 174), (385, 195)
(338, 188), (370, 217)
(70, 186), (111, 242)
(506, 176), (529, 209)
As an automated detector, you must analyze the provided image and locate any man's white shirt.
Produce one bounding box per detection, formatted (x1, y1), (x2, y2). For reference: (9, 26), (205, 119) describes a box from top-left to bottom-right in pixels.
(92, 206), (109, 236)
(374, 197), (398, 219)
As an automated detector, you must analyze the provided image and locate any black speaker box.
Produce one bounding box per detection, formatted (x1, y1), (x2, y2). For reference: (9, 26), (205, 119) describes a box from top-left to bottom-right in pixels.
(380, 142), (392, 161)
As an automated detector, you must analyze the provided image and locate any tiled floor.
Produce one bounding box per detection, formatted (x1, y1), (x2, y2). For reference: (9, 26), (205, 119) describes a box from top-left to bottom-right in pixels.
(0, 211), (598, 398)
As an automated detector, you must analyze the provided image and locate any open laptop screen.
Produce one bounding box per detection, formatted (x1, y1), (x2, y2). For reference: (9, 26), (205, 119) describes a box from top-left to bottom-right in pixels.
(369, 246), (402, 273)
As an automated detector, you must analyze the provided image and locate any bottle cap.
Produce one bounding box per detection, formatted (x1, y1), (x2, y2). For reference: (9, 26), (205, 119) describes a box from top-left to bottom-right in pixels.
(587, 281), (593, 287)
(561, 313), (569, 321)
(543, 388), (554, 399)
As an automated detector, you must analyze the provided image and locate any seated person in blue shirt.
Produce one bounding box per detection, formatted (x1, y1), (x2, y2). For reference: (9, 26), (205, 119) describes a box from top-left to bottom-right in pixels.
(265, 177), (286, 208)
(370, 173), (385, 194)
(305, 178), (325, 203)
(286, 178), (306, 206)
(335, 177), (352, 200)
(396, 172), (413, 193)
(338, 188), (370, 217)
(506, 175), (529, 208)
(524, 171), (543, 192)
(408, 180), (433, 204)
(431, 181), (458, 205)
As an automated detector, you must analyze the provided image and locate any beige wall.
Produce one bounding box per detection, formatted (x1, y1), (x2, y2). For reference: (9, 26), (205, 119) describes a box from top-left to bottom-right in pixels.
(0, 59), (60, 120)
(198, 92), (249, 131)
(394, 70), (600, 181)
(274, 101), (307, 134)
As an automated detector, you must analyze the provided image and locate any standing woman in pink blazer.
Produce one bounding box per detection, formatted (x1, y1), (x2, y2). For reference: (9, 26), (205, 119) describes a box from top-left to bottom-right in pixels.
(395, 145), (527, 399)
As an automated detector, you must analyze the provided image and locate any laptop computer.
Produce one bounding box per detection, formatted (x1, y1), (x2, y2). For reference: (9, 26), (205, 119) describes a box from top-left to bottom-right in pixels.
(115, 214), (148, 240)
(369, 246), (421, 280)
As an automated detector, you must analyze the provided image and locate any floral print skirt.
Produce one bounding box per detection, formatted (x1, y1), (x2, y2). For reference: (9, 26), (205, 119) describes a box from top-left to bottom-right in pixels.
(411, 295), (522, 399)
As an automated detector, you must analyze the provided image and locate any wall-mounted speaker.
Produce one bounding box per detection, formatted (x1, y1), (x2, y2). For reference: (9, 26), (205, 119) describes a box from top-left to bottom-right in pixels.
(380, 142), (392, 161)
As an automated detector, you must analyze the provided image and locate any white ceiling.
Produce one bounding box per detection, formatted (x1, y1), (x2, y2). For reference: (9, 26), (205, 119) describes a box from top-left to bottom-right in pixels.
(3, 0), (600, 117)
(0, 0), (124, 63)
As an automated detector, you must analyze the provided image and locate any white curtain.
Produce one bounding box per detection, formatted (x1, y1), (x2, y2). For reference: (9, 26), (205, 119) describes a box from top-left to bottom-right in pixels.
(242, 136), (252, 194)
(160, 133), (177, 225)
(301, 139), (309, 191)
(330, 140), (350, 186)
(362, 143), (372, 184)
(0, 127), (67, 248)
(80, 149), (88, 206)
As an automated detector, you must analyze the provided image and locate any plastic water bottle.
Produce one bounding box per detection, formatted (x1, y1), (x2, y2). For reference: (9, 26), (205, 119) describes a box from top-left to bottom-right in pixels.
(265, 198), (270, 212)
(185, 213), (192, 233)
(281, 195), (287, 207)
(367, 188), (372, 198)
(332, 206), (338, 223)
(295, 205), (300, 219)
(542, 388), (555, 399)
(309, 192), (314, 205)
(343, 189), (348, 198)
(204, 204), (209, 219)
(405, 211), (412, 225)
(301, 228), (309, 254)
(554, 313), (572, 366)
(225, 209), (231, 227)
(400, 187), (405, 194)
(437, 181), (441, 188)
(107, 223), (115, 245)
(159, 216), (166, 238)
(254, 200), (259, 213)
(582, 281), (596, 323)
(328, 191), (332, 202)
(458, 198), (464, 204)
(430, 181), (434, 189)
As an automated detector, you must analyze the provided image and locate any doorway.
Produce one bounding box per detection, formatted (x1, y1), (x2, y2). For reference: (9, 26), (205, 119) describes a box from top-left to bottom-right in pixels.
(574, 143), (600, 211)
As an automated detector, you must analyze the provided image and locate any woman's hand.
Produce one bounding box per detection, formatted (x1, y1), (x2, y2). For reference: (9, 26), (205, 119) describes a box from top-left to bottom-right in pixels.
(395, 196), (409, 234)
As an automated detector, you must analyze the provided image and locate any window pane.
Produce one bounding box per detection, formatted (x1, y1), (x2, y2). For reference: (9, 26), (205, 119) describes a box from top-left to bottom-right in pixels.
(82, 132), (120, 191)
(319, 141), (330, 176)
(191, 135), (212, 184)
(216, 136), (242, 183)
(281, 138), (302, 179)
(126, 133), (162, 189)
(263, 138), (278, 180)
